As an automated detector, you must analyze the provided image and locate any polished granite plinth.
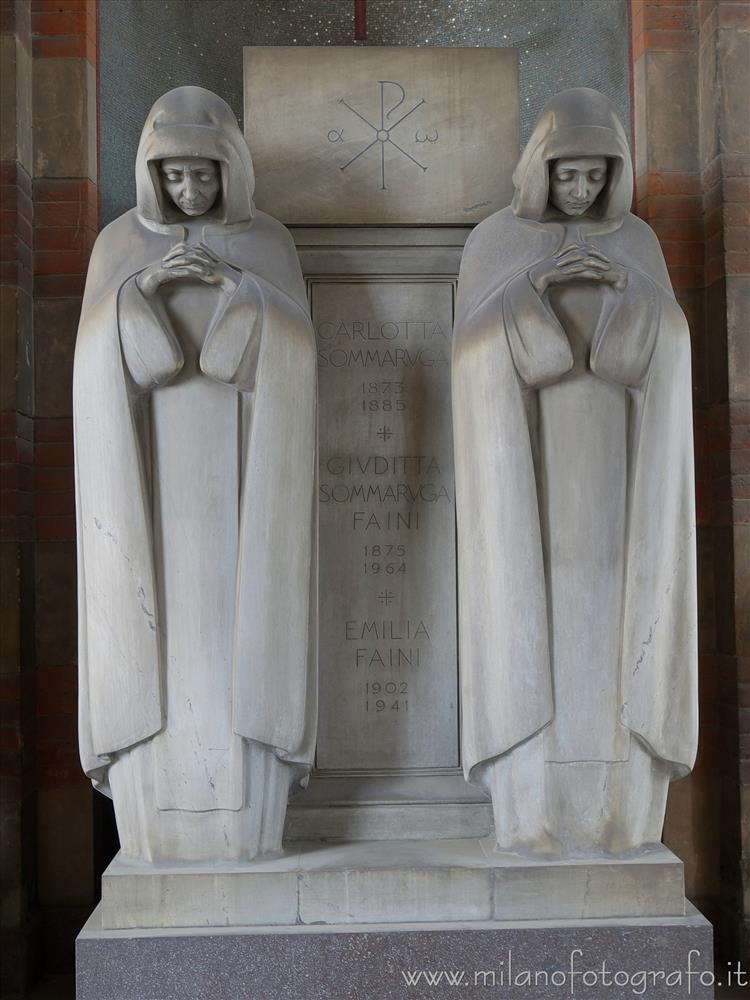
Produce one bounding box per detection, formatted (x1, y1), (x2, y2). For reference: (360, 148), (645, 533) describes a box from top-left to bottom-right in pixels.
(77, 903), (714, 1000)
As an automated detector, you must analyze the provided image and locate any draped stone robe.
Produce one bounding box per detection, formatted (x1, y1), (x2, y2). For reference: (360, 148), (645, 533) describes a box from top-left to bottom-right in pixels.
(75, 86), (318, 864)
(75, 211), (318, 863)
(452, 209), (698, 857)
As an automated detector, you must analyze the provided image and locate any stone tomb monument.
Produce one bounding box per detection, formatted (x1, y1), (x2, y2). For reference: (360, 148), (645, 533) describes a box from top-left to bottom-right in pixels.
(77, 51), (713, 1000)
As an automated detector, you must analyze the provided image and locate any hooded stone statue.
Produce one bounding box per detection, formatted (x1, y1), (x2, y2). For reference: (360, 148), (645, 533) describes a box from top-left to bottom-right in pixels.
(74, 87), (318, 862)
(452, 88), (698, 856)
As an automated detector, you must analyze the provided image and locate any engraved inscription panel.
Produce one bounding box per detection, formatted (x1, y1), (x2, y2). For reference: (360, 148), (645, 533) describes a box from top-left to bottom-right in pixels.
(244, 47), (519, 224)
(313, 281), (458, 771)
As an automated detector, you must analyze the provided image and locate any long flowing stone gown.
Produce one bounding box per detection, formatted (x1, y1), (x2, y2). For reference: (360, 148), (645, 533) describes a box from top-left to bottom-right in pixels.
(452, 89), (698, 857)
(106, 247), (290, 861)
(74, 88), (317, 863)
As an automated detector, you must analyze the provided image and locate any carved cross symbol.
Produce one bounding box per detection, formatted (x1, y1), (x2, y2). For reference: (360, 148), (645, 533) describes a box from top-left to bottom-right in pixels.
(376, 425), (393, 441)
(378, 590), (395, 606)
(338, 81), (429, 190)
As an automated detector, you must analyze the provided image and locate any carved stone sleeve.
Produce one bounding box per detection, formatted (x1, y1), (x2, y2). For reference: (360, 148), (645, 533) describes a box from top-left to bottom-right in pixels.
(200, 272), (263, 390)
(591, 269), (660, 387)
(118, 275), (183, 389)
(502, 271), (574, 387)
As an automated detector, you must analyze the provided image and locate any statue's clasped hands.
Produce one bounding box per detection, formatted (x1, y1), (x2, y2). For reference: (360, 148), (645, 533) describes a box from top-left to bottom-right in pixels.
(530, 243), (628, 296)
(137, 242), (240, 297)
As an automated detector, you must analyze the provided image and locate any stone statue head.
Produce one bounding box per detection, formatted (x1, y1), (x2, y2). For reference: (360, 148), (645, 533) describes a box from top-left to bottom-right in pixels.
(159, 157), (222, 218)
(511, 88), (632, 223)
(547, 156), (608, 217)
(135, 86), (255, 226)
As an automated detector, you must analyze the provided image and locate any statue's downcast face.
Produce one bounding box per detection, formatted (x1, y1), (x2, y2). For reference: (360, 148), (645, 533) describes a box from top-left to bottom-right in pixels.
(548, 156), (607, 217)
(160, 156), (221, 217)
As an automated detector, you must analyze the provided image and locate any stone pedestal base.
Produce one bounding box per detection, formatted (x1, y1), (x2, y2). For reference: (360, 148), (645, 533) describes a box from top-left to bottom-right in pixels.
(77, 904), (714, 1000)
(80, 840), (714, 998)
(100, 839), (687, 929)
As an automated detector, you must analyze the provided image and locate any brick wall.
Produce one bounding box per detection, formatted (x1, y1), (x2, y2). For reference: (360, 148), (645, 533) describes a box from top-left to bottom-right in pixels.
(697, 0), (750, 963)
(1, 4), (36, 993)
(1, 1), (98, 994)
(631, 0), (750, 963)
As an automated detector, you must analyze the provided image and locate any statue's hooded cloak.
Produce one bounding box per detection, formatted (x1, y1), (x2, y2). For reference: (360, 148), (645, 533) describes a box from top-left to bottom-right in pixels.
(453, 89), (698, 796)
(74, 87), (317, 796)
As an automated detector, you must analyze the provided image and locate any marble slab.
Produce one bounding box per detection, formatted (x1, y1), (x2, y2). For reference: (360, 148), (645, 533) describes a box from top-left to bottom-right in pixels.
(313, 278), (458, 771)
(286, 227), (482, 838)
(244, 47), (519, 224)
(284, 785), (493, 843)
(99, 841), (686, 930)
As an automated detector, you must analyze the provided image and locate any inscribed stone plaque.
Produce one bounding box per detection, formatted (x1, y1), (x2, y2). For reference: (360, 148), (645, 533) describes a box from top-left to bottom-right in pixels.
(313, 280), (457, 771)
(244, 47), (519, 224)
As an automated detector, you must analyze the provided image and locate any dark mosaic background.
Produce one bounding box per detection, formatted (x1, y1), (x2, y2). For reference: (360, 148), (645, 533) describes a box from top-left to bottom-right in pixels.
(99, 0), (630, 225)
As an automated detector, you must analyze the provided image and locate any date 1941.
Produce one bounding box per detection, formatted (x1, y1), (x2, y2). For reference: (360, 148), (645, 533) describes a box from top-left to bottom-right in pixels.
(366, 699), (409, 713)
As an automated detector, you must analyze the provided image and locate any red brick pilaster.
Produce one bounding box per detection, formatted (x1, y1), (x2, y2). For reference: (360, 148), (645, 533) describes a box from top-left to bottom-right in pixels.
(1, 0), (37, 990)
(698, 0), (750, 964)
(631, 0), (750, 964)
(1, 0), (98, 988)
